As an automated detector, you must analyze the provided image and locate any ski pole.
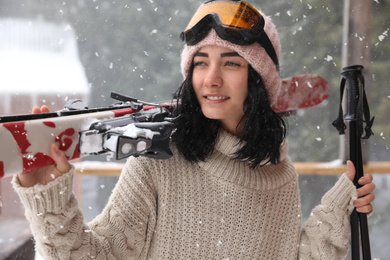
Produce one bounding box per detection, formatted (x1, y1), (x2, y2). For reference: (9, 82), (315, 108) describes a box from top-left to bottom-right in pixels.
(332, 65), (374, 259)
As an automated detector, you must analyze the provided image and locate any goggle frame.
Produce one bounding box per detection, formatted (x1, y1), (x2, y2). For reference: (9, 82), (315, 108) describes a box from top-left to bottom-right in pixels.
(180, 0), (279, 68)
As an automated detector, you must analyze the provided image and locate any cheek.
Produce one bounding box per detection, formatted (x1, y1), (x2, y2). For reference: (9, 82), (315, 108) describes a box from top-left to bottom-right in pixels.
(233, 72), (249, 102)
(237, 82), (249, 107)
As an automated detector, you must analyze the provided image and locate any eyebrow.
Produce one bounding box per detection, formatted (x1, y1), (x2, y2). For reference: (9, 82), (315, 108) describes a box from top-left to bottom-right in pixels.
(194, 52), (208, 57)
(194, 52), (241, 58)
(221, 52), (240, 57)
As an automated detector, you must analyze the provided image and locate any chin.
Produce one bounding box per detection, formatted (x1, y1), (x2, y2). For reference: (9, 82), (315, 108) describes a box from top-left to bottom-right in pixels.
(201, 110), (224, 120)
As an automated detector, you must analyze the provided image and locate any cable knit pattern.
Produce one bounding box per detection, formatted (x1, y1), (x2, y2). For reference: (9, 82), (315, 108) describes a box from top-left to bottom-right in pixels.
(300, 173), (357, 259)
(13, 131), (357, 259)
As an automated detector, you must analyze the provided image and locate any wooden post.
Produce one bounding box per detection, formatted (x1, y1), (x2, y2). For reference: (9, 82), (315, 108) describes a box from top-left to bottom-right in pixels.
(341, 0), (372, 163)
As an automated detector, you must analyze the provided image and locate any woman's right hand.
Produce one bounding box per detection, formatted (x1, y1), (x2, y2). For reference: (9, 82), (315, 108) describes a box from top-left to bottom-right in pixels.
(17, 106), (72, 187)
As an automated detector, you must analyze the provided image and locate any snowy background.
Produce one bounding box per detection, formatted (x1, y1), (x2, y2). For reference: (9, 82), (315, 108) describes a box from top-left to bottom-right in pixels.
(0, 0), (388, 259)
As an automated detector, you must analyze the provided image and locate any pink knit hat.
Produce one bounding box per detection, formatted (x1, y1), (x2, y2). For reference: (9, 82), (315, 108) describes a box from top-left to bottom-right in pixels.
(180, 13), (281, 106)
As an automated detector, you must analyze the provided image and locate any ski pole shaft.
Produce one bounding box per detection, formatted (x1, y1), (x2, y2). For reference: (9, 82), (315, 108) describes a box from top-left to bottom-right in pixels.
(349, 120), (371, 259)
(355, 132), (371, 259)
(342, 65), (371, 260)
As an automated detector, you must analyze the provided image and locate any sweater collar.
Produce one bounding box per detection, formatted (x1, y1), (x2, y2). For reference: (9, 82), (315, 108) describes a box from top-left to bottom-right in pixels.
(198, 130), (294, 191)
(214, 130), (288, 162)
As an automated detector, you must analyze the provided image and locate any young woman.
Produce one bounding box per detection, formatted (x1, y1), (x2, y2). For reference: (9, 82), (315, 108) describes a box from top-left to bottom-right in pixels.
(13, 1), (375, 259)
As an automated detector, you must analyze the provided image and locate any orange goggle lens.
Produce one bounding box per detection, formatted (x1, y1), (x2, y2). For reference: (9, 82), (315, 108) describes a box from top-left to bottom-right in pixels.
(183, 1), (262, 33)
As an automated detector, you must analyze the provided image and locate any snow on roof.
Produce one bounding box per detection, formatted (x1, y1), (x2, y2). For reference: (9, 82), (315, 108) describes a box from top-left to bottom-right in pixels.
(0, 19), (89, 94)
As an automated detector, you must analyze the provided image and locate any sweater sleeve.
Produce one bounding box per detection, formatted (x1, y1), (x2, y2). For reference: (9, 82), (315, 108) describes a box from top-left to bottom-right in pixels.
(298, 173), (357, 260)
(12, 158), (158, 260)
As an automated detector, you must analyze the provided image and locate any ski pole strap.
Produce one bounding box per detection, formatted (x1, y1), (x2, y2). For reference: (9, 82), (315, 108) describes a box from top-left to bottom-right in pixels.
(332, 70), (374, 139)
(332, 78), (348, 135)
(360, 75), (375, 139)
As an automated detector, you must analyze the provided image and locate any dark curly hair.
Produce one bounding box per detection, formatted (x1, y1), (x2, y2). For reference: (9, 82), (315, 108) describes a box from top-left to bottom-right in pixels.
(172, 64), (286, 168)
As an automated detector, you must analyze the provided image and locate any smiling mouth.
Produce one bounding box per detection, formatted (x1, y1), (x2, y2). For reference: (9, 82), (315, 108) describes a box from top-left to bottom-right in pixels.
(205, 96), (230, 101)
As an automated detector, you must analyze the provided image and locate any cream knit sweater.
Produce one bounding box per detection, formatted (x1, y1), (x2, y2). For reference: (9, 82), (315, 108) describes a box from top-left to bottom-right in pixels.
(13, 131), (357, 259)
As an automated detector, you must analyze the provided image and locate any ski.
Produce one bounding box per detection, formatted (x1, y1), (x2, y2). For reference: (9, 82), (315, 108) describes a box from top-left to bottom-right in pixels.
(0, 92), (177, 178)
(0, 74), (329, 178)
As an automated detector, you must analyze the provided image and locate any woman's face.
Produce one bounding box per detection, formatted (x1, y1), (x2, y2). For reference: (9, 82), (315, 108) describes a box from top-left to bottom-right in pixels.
(192, 45), (249, 135)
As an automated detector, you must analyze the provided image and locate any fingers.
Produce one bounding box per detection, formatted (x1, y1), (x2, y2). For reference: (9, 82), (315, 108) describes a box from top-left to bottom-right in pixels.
(355, 203), (374, 214)
(358, 173), (374, 186)
(32, 106), (41, 114)
(50, 143), (71, 174)
(355, 174), (375, 214)
(354, 193), (375, 213)
(357, 177), (376, 197)
(31, 105), (50, 114)
(40, 105), (50, 113)
(345, 161), (375, 214)
(354, 193), (375, 208)
(354, 172), (375, 214)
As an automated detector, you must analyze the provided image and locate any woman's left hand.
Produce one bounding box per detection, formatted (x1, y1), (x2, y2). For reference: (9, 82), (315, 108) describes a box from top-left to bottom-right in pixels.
(345, 160), (376, 214)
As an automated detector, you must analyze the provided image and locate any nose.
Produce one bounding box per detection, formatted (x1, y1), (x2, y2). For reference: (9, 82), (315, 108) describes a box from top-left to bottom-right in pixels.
(204, 65), (222, 88)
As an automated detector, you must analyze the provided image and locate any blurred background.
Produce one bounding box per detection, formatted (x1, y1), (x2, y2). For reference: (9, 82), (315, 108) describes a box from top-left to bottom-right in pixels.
(0, 0), (389, 259)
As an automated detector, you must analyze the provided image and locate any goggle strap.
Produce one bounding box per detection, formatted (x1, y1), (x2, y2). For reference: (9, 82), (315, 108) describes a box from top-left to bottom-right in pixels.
(257, 33), (279, 69)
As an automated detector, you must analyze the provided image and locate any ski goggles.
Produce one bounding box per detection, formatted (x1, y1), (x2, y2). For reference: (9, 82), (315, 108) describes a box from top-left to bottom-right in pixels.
(180, 0), (279, 68)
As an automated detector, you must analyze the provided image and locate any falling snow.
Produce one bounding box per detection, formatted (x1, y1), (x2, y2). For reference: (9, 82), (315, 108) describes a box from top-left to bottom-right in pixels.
(2, 2), (389, 260)
(324, 55), (333, 62)
(378, 29), (389, 42)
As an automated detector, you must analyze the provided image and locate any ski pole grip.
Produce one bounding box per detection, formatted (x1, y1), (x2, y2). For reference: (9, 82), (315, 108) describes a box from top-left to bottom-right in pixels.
(341, 65), (364, 122)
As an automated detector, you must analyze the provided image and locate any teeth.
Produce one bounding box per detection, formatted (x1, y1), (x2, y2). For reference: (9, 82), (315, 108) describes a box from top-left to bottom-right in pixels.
(206, 96), (228, 100)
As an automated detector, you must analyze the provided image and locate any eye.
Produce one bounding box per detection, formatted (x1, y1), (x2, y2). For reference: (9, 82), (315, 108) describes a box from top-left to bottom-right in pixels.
(194, 61), (206, 67)
(225, 61), (240, 67)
